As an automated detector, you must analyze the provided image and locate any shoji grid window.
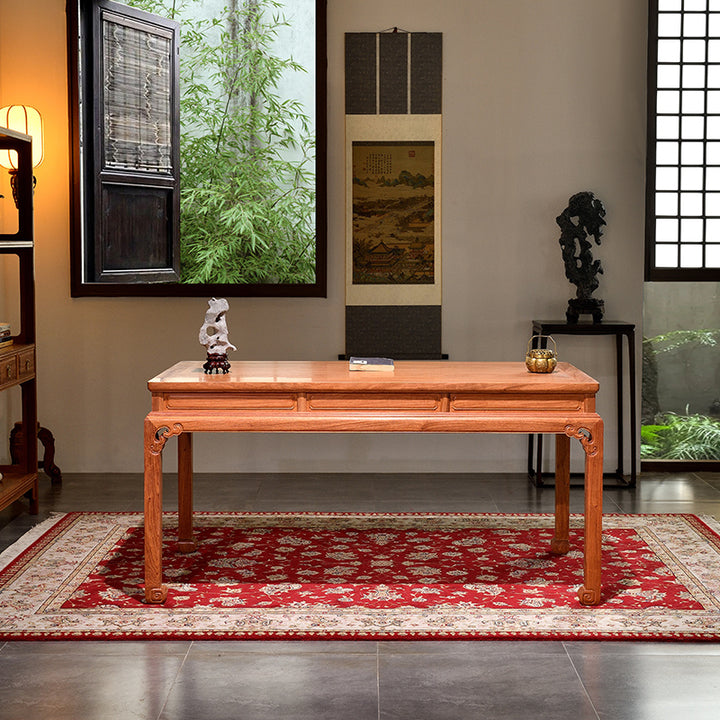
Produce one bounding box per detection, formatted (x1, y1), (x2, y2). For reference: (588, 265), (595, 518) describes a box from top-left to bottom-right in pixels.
(646, 0), (720, 280)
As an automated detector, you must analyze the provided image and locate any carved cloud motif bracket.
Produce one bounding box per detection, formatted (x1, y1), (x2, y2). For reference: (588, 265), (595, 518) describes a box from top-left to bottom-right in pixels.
(150, 423), (184, 455)
(564, 424), (599, 457)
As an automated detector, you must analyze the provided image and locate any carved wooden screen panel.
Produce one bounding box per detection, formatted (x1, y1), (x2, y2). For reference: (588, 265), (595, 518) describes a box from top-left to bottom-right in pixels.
(92, 0), (180, 283)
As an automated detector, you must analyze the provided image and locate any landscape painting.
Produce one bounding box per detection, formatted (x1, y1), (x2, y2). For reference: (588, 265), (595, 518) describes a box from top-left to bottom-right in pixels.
(352, 141), (435, 285)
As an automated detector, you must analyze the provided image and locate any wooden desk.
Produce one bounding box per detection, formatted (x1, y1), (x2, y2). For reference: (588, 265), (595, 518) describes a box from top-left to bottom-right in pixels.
(144, 361), (604, 606)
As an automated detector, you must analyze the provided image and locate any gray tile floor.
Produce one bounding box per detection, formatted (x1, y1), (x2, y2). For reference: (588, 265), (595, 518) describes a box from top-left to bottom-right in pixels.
(1, 470), (720, 719)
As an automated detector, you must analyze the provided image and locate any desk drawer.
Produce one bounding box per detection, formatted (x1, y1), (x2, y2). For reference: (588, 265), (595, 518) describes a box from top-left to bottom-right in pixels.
(164, 392), (298, 411)
(307, 393), (442, 412)
(17, 349), (35, 379)
(0, 354), (18, 389)
(450, 393), (585, 413)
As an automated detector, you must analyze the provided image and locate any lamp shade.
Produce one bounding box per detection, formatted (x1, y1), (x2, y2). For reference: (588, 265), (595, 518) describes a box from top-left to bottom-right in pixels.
(0, 105), (44, 169)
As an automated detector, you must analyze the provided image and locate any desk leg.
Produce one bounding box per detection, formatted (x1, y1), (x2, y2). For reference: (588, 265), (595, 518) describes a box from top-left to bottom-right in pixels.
(577, 420), (603, 606)
(551, 434), (570, 554)
(177, 432), (196, 553)
(144, 418), (168, 604)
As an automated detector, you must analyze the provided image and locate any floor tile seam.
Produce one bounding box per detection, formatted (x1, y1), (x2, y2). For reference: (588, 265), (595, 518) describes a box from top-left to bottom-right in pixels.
(376, 643), (381, 720)
(155, 641), (195, 720)
(562, 642), (601, 720)
(690, 471), (720, 493)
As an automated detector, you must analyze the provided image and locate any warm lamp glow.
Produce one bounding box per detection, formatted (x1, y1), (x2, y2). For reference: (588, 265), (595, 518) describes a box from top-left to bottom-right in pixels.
(0, 105), (44, 169)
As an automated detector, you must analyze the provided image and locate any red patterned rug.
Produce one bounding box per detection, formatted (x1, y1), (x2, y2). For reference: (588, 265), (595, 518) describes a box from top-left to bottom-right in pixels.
(2, 511), (720, 640)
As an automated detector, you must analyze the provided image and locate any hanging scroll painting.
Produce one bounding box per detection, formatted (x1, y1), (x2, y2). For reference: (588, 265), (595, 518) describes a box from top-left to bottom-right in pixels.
(348, 122), (441, 303)
(345, 32), (442, 308)
(344, 31), (442, 359)
(352, 140), (435, 286)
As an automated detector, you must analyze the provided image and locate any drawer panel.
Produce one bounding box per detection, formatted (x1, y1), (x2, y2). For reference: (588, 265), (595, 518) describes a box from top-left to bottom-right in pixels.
(18, 349), (35, 379)
(164, 392), (297, 411)
(0, 354), (18, 389)
(307, 393), (442, 412)
(450, 393), (585, 413)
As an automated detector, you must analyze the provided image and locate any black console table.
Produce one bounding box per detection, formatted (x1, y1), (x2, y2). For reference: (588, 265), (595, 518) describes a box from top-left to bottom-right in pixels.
(528, 320), (637, 487)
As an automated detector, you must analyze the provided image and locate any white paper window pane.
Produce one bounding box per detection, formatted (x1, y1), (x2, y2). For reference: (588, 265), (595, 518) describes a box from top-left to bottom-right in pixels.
(708, 90), (720, 112)
(684, 39), (707, 62)
(656, 244), (679, 267)
(685, 14), (707, 36)
(659, 39), (682, 62)
(683, 65), (706, 88)
(707, 141), (720, 162)
(710, 12), (720, 36)
(657, 166), (680, 190)
(657, 141), (680, 164)
(707, 166), (720, 189)
(706, 245), (720, 267)
(681, 192), (704, 214)
(706, 217), (720, 235)
(710, 1), (720, 11)
(657, 218), (679, 241)
(656, 192), (679, 214)
(686, 0), (707, 11)
(682, 115), (705, 138)
(708, 65), (720, 88)
(682, 90), (705, 112)
(659, 0), (681, 9)
(710, 40), (720, 61)
(658, 64), (681, 88)
(659, 13), (682, 36)
(681, 141), (704, 164)
(706, 194), (720, 215)
(657, 115), (680, 139)
(681, 166), (704, 189)
(680, 244), (704, 266)
(657, 90), (681, 113)
(708, 116), (720, 138)
(681, 218), (704, 241)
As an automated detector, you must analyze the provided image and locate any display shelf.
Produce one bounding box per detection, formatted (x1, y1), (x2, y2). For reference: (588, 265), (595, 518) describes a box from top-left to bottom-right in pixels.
(0, 127), (39, 514)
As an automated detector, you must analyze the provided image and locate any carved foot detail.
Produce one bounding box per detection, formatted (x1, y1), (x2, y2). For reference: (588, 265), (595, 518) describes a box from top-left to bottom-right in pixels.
(550, 538), (570, 555)
(578, 585), (602, 606)
(177, 539), (197, 553)
(144, 585), (168, 604)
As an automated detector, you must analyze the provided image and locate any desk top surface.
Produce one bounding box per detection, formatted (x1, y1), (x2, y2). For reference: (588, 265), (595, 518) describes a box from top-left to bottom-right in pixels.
(149, 360), (598, 395)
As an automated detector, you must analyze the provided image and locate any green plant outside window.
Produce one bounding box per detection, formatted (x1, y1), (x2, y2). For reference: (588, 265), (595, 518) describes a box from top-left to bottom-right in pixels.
(123, 0), (316, 285)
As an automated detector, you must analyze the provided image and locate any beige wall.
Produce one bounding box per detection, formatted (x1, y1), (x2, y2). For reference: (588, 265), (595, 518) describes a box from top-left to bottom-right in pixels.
(0, 0), (647, 473)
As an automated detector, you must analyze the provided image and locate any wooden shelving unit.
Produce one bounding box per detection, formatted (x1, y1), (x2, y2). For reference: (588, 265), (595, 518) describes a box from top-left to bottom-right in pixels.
(0, 127), (38, 514)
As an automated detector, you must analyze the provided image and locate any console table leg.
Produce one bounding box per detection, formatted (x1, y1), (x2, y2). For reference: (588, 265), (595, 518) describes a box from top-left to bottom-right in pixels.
(615, 333), (624, 477)
(551, 434), (570, 554)
(628, 330), (638, 487)
(578, 419), (603, 606)
(177, 432), (196, 553)
(144, 419), (167, 604)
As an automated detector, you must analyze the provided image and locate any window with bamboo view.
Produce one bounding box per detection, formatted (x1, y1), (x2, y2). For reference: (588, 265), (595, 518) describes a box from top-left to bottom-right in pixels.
(68, 0), (326, 296)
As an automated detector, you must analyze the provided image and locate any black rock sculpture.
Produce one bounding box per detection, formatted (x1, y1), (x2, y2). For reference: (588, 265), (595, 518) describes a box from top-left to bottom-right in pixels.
(556, 191), (606, 324)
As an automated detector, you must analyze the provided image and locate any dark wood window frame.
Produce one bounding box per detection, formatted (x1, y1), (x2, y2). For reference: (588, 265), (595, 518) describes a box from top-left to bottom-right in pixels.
(646, 0), (720, 282)
(67, 0), (327, 297)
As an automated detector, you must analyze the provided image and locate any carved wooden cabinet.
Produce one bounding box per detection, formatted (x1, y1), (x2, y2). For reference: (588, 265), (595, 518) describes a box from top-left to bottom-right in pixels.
(0, 127), (38, 514)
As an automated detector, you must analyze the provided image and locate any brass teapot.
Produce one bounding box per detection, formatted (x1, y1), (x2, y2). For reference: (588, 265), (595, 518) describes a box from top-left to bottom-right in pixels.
(525, 335), (557, 373)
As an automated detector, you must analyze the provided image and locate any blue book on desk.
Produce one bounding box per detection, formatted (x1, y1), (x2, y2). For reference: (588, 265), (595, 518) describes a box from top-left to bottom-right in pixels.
(348, 357), (395, 371)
